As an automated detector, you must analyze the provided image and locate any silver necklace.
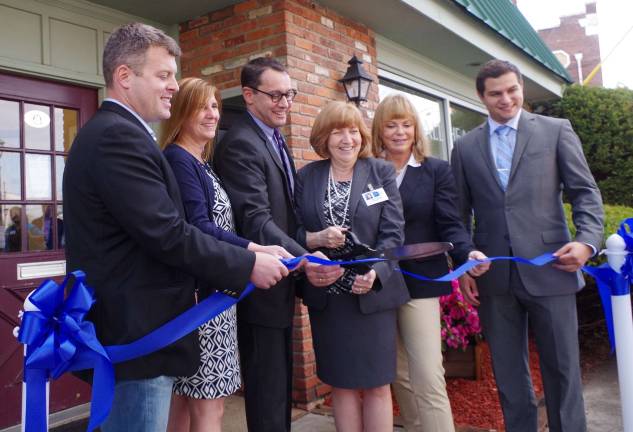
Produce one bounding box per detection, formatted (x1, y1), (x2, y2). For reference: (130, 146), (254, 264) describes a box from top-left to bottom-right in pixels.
(327, 168), (352, 227)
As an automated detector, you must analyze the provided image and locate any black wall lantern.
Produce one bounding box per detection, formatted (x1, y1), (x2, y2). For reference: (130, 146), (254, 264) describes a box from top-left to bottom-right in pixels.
(339, 55), (373, 106)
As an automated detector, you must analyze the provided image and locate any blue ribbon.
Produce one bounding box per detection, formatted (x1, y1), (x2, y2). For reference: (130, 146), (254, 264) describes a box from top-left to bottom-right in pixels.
(19, 229), (633, 431)
(19, 272), (256, 432)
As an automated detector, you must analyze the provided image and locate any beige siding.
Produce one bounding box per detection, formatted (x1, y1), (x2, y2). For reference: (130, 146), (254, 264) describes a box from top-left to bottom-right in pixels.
(0, 0), (168, 87)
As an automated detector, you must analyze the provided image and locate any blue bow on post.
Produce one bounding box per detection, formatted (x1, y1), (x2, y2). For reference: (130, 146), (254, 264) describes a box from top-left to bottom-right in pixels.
(582, 218), (633, 351)
(17, 271), (115, 432)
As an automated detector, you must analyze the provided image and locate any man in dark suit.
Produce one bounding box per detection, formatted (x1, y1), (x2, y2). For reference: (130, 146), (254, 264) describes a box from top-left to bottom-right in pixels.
(215, 58), (340, 432)
(452, 59), (604, 432)
(63, 23), (288, 432)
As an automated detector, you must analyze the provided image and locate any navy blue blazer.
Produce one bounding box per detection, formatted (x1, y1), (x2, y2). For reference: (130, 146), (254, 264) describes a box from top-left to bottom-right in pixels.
(163, 144), (249, 248)
(398, 157), (475, 298)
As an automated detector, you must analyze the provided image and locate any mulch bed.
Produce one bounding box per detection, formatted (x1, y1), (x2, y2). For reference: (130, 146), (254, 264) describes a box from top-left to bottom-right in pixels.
(322, 288), (613, 431)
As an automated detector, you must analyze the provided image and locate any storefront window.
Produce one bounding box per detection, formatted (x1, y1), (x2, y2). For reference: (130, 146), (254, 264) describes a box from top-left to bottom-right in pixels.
(450, 103), (486, 140)
(379, 80), (448, 160)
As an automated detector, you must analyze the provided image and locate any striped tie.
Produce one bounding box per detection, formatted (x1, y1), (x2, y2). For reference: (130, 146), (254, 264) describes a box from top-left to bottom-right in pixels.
(494, 125), (513, 190)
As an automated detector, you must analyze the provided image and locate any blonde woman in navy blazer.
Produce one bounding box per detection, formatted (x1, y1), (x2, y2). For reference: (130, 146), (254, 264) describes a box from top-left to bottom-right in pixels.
(295, 101), (409, 432)
(373, 94), (489, 432)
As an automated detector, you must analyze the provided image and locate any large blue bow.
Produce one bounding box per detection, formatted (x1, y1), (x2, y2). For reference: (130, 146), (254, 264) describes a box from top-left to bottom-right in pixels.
(18, 271), (113, 432)
(582, 218), (633, 352)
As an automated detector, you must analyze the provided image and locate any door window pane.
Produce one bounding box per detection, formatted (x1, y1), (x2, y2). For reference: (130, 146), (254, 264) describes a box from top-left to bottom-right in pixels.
(450, 103), (486, 140)
(25, 154), (52, 200)
(379, 82), (448, 159)
(24, 103), (51, 150)
(57, 204), (65, 248)
(55, 155), (66, 200)
(0, 99), (20, 148)
(54, 108), (78, 152)
(1, 204), (22, 253)
(26, 204), (49, 251)
(0, 151), (21, 200)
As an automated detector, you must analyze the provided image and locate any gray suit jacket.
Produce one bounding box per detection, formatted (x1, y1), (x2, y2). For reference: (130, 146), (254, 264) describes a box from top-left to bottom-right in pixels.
(295, 158), (410, 314)
(451, 110), (604, 296)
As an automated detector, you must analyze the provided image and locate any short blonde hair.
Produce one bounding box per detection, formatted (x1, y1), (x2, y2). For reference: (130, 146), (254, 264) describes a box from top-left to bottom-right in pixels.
(310, 101), (372, 159)
(159, 77), (221, 161)
(372, 94), (428, 163)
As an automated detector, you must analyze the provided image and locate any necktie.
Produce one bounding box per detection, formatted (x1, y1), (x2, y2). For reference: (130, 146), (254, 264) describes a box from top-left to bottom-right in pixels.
(273, 129), (295, 195)
(494, 125), (514, 190)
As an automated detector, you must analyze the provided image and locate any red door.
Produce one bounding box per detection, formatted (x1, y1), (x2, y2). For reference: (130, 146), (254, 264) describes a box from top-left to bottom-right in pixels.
(0, 73), (97, 429)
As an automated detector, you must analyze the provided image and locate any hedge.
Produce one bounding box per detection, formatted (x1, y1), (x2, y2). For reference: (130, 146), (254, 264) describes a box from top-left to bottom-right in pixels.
(537, 85), (633, 207)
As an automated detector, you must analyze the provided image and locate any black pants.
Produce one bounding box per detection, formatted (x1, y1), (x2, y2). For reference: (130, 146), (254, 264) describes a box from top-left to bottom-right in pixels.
(237, 321), (293, 432)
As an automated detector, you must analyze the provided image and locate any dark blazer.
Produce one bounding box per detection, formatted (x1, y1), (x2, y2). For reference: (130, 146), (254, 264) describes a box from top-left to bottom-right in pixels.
(398, 157), (475, 298)
(451, 111), (604, 296)
(63, 101), (255, 380)
(295, 158), (410, 314)
(163, 144), (248, 248)
(214, 112), (307, 328)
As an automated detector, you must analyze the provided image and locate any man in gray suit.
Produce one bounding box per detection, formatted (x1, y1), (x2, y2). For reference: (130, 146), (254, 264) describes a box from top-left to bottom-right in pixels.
(452, 59), (603, 432)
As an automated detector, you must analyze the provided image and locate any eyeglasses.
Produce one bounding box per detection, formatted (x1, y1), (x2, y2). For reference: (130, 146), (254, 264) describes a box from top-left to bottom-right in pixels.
(251, 87), (298, 103)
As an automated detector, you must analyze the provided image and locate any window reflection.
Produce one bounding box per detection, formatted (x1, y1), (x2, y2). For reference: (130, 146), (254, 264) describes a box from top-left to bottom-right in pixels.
(0, 99), (20, 149)
(57, 204), (65, 248)
(54, 108), (78, 152)
(25, 154), (52, 200)
(0, 151), (21, 200)
(450, 104), (486, 139)
(1, 204), (22, 253)
(24, 103), (51, 150)
(55, 156), (65, 200)
(379, 82), (448, 160)
(27, 204), (60, 251)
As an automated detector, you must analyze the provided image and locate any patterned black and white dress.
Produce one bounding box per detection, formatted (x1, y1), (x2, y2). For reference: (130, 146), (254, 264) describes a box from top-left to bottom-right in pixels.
(172, 164), (241, 399)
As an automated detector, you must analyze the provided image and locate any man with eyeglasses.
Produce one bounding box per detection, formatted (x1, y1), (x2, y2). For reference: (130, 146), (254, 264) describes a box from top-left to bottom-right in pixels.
(216, 57), (340, 431)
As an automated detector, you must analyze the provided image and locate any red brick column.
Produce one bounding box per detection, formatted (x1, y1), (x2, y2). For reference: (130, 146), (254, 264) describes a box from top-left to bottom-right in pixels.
(180, 0), (379, 408)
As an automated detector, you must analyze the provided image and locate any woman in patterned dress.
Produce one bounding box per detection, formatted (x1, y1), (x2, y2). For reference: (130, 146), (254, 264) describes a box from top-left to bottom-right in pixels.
(159, 77), (290, 432)
(295, 101), (410, 432)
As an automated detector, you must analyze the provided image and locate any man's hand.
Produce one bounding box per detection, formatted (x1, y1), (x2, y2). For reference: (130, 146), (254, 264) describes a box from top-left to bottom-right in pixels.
(553, 241), (593, 272)
(459, 273), (480, 306)
(467, 250), (491, 277)
(248, 242), (293, 259)
(250, 252), (289, 289)
(305, 251), (345, 287)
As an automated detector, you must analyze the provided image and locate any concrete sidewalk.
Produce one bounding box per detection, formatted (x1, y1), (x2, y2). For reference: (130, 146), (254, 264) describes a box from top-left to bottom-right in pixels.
(48, 355), (624, 432)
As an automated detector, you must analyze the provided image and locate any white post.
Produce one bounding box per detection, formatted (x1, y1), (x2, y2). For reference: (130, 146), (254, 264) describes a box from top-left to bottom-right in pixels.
(605, 234), (633, 432)
(16, 293), (49, 432)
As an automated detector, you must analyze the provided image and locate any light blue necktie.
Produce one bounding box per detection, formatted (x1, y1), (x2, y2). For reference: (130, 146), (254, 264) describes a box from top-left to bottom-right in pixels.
(494, 125), (514, 190)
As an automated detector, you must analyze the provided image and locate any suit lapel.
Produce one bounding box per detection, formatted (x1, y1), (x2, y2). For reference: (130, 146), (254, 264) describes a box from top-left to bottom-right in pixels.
(310, 161), (329, 228)
(508, 111), (535, 186)
(101, 101), (155, 142)
(244, 114), (295, 200)
(475, 123), (504, 191)
(348, 158), (370, 229)
(244, 114), (285, 172)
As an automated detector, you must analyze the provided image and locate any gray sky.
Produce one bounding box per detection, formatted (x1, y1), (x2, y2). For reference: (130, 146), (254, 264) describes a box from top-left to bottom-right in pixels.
(517, 0), (633, 89)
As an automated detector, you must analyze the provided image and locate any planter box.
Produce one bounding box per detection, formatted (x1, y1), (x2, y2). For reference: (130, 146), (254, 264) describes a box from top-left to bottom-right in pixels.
(443, 343), (483, 380)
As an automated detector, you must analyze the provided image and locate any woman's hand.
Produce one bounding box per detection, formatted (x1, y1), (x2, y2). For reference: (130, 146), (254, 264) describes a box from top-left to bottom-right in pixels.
(351, 269), (376, 295)
(305, 251), (345, 287)
(248, 242), (293, 259)
(306, 226), (347, 249)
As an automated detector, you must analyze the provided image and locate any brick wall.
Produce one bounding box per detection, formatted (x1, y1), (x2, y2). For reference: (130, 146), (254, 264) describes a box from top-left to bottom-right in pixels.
(180, 0), (378, 408)
(537, 2), (602, 86)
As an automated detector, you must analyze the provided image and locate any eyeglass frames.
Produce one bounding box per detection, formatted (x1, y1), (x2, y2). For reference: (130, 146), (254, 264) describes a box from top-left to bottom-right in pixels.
(250, 87), (298, 103)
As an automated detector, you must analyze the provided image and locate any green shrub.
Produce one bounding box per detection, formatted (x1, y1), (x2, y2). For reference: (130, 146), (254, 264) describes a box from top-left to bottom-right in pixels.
(536, 85), (633, 207)
(564, 203), (633, 254)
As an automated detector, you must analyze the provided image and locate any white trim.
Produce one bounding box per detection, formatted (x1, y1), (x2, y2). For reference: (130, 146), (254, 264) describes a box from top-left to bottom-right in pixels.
(399, 0), (565, 97)
(378, 69), (486, 115)
(17, 260), (66, 280)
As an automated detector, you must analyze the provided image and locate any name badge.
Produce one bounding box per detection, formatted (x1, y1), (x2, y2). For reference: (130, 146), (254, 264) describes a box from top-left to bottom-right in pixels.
(362, 187), (389, 206)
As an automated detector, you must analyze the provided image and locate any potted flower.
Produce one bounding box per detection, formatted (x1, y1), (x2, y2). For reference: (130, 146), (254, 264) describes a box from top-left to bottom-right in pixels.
(440, 279), (483, 379)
